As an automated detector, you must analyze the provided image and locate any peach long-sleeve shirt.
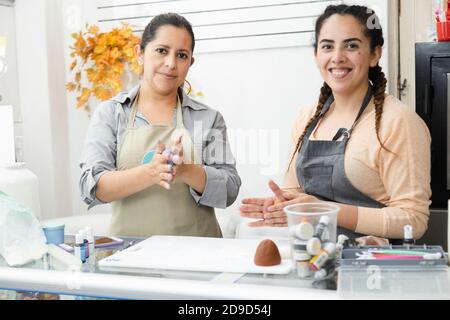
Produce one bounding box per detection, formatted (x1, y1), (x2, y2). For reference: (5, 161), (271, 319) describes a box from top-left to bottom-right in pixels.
(283, 95), (431, 239)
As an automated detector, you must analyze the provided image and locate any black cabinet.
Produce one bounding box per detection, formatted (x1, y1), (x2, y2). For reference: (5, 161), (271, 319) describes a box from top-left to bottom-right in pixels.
(415, 42), (450, 249)
(415, 42), (450, 209)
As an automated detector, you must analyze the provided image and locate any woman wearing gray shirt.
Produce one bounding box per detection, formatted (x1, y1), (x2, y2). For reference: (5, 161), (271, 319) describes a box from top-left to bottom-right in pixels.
(79, 13), (240, 238)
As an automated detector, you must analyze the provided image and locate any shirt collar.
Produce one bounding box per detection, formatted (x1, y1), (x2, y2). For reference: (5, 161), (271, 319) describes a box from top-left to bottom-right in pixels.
(111, 84), (207, 111)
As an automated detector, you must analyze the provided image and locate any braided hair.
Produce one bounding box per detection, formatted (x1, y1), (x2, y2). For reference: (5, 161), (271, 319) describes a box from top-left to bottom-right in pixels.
(288, 4), (389, 170)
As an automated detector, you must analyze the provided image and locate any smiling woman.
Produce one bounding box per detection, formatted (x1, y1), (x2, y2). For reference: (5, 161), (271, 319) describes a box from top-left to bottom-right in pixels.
(240, 4), (432, 242)
(79, 13), (241, 238)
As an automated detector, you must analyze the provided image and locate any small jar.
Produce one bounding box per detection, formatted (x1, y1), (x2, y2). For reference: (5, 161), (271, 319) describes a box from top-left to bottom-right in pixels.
(42, 222), (65, 245)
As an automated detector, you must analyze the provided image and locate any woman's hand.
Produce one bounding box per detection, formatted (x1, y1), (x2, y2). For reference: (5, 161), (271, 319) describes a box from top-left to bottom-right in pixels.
(263, 192), (321, 226)
(168, 135), (187, 181)
(168, 135), (183, 166)
(166, 135), (208, 193)
(240, 196), (275, 224)
(240, 180), (320, 227)
(239, 180), (284, 225)
(168, 135), (204, 187)
(145, 141), (174, 190)
(239, 180), (291, 227)
(355, 235), (389, 246)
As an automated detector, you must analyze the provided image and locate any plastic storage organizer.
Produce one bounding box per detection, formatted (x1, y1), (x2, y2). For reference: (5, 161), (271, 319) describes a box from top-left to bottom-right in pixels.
(337, 245), (450, 299)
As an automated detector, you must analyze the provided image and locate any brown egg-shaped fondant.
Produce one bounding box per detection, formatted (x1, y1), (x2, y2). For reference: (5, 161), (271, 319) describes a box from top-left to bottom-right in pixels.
(254, 239), (282, 266)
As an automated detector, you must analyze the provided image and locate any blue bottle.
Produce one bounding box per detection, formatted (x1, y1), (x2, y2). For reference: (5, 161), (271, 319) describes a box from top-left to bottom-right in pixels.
(74, 233), (86, 263)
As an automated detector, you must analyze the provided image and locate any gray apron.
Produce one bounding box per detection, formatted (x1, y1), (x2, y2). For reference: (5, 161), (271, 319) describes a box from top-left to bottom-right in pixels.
(296, 86), (391, 239)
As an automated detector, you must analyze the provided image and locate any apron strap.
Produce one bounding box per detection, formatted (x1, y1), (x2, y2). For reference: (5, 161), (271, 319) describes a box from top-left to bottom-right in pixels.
(128, 91), (183, 129)
(319, 95), (335, 117)
(337, 85), (373, 142)
(127, 94), (139, 129)
(175, 96), (183, 128)
(307, 84), (373, 141)
(304, 94), (335, 139)
(347, 85), (373, 135)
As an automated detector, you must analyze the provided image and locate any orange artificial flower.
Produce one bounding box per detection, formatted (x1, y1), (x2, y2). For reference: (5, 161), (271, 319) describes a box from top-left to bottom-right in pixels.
(66, 23), (142, 113)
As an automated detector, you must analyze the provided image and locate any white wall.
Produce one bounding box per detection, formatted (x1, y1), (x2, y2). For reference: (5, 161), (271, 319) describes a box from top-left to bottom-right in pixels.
(14, 0), (389, 221)
(399, 0), (435, 110)
(14, 0), (94, 220)
(14, 0), (70, 219)
(0, 3), (22, 159)
(61, 0), (104, 218)
(188, 48), (322, 221)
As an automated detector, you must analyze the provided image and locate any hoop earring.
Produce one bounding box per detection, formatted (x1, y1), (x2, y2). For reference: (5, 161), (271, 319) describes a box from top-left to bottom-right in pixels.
(184, 79), (192, 95)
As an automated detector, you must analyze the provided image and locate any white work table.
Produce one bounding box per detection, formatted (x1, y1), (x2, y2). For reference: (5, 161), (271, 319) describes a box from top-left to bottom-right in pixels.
(0, 236), (338, 300)
(1, 237), (450, 300)
(0, 267), (339, 300)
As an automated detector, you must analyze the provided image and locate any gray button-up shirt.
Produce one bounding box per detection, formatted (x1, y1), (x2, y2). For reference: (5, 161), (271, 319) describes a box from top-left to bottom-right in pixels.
(79, 84), (241, 209)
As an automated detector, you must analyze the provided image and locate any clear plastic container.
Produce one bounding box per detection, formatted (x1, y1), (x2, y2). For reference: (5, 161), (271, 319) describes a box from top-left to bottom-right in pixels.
(338, 265), (450, 299)
(284, 203), (339, 277)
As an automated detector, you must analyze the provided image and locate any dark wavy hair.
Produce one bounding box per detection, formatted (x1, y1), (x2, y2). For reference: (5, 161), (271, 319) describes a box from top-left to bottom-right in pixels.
(288, 4), (388, 169)
(140, 13), (195, 52)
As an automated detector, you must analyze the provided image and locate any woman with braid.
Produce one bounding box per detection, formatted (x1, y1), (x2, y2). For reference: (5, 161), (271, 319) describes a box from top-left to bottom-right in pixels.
(240, 5), (431, 242)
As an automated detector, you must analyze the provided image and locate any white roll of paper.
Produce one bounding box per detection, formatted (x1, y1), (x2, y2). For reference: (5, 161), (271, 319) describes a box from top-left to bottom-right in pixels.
(0, 162), (41, 218)
(0, 105), (15, 165)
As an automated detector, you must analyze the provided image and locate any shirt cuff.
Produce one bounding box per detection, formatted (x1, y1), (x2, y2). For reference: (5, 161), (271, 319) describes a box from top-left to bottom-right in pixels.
(82, 169), (109, 209)
(189, 165), (227, 209)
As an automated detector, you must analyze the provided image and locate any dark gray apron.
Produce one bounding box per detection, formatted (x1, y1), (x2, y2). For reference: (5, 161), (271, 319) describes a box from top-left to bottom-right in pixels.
(296, 86), (390, 239)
